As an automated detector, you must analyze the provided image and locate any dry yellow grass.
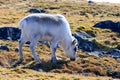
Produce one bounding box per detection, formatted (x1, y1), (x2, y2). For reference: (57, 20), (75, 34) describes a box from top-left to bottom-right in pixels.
(0, 0), (120, 79)
(0, 67), (112, 80)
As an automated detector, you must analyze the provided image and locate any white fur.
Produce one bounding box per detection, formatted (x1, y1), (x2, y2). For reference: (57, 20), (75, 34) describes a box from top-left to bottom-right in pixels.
(18, 13), (77, 63)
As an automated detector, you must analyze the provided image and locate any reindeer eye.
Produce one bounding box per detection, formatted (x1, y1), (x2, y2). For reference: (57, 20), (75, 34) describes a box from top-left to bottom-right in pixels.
(74, 47), (77, 51)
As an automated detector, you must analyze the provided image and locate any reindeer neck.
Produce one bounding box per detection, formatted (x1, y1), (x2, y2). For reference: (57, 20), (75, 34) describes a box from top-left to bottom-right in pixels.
(60, 34), (72, 52)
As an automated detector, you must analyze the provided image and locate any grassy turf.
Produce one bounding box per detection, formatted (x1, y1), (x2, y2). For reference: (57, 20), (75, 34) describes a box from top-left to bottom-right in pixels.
(0, 0), (120, 79)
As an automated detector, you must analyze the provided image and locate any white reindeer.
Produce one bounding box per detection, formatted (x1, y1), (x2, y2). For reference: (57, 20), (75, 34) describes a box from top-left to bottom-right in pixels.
(17, 13), (78, 64)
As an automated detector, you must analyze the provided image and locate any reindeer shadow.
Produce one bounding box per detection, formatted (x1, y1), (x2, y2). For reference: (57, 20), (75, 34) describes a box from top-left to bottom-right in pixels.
(22, 60), (70, 72)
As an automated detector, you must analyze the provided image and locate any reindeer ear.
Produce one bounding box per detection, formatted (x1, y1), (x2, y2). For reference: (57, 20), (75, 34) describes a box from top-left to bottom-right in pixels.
(72, 39), (75, 45)
(72, 38), (77, 45)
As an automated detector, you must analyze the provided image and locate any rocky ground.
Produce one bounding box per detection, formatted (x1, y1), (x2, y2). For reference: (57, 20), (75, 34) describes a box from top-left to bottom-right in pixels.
(0, 0), (120, 80)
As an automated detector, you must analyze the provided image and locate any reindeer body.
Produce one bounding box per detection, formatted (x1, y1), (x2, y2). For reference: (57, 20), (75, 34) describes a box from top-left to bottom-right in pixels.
(18, 13), (77, 63)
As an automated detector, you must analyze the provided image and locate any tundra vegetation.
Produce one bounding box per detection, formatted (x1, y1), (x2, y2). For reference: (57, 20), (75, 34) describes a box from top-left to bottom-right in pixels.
(0, 0), (120, 79)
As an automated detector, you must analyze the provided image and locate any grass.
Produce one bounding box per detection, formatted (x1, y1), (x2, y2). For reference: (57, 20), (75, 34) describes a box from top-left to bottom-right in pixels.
(0, 67), (112, 80)
(0, 40), (119, 79)
(0, 0), (120, 79)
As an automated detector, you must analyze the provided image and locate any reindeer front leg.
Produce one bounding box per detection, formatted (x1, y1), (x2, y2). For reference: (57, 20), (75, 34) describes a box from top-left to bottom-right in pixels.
(30, 40), (41, 63)
(50, 41), (58, 63)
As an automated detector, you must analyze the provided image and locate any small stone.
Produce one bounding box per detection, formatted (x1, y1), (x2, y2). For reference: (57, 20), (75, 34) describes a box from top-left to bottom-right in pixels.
(15, 48), (19, 52)
(28, 8), (46, 13)
(0, 45), (9, 51)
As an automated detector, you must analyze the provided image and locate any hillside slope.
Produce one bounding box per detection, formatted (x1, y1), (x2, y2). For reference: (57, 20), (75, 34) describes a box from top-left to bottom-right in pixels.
(0, 0), (120, 79)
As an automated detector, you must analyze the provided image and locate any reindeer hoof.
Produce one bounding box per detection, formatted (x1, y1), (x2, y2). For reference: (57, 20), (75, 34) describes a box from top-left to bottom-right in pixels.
(12, 59), (23, 67)
(34, 59), (41, 63)
(51, 59), (57, 64)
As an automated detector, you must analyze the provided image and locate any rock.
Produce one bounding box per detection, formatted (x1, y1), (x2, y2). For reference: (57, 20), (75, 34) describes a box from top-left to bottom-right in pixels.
(105, 49), (120, 59)
(88, 51), (105, 57)
(111, 72), (120, 78)
(0, 27), (50, 48)
(73, 32), (94, 52)
(15, 48), (19, 52)
(81, 41), (94, 52)
(0, 45), (9, 51)
(116, 58), (120, 62)
(93, 20), (120, 33)
(82, 73), (90, 76)
(38, 69), (44, 72)
(0, 27), (21, 40)
(28, 8), (46, 13)
(97, 49), (120, 62)
(88, 0), (95, 5)
(74, 31), (93, 39)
